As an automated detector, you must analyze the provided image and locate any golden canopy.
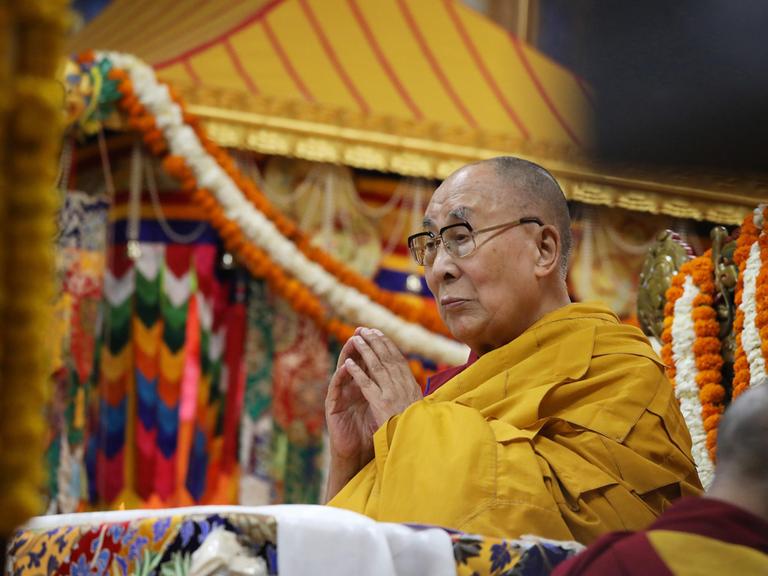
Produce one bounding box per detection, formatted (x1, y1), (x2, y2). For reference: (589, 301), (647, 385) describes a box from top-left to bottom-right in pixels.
(69, 0), (762, 224)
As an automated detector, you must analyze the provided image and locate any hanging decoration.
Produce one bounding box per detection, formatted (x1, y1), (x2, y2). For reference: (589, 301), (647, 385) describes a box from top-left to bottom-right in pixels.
(47, 191), (109, 513)
(262, 161), (384, 280)
(86, 234), (248, 508)
(661, 250), (725, 488)
(73, 50), (466, 367)
(660, 205), (768, 488)
(92, 244), (135, 505)
(732, 205), (768, 398)
(571, 205), (662, 321)
(133, 243), (164, 502)
(239, 279), (277, 505)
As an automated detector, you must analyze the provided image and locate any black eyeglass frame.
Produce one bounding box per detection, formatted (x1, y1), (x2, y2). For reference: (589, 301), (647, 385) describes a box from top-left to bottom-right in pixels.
(407, 216), (544, 266)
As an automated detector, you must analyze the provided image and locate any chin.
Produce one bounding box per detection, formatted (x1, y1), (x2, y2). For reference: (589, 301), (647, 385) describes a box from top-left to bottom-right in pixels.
(446, 321), (481, 349)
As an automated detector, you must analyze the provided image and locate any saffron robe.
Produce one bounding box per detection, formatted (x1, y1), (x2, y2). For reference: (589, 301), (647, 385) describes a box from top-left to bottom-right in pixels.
(329, 303), (703, 543)
(551, 497), (768, 575)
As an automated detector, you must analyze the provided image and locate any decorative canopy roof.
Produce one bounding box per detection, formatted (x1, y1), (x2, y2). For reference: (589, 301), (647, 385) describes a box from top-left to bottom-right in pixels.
(69, 0), (763, 224)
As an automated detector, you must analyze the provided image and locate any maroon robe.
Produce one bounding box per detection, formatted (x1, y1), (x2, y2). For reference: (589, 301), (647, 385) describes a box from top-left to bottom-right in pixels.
(552, 497), (768, 575)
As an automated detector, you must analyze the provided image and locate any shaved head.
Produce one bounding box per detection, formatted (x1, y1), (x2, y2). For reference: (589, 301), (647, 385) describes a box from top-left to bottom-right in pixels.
(473, 157), (572, 277)
(716, 383), (768, 483)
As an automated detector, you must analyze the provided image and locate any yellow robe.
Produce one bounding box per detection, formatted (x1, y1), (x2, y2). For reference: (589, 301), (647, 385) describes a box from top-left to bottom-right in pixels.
(329, 303), (703, 543)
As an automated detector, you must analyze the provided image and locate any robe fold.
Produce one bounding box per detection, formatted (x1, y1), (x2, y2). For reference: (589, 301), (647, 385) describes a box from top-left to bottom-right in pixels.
(329, 303), (702, 543)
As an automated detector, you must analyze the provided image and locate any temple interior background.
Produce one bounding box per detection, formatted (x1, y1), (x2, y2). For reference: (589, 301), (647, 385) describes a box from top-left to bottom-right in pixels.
(2, 1), (767, 574)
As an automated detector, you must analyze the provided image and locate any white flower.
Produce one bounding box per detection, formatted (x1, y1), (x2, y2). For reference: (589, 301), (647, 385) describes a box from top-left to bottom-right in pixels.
(671, 275), (714, 488)
(99, 51), (468, 365)
(740, 240), (766, 388)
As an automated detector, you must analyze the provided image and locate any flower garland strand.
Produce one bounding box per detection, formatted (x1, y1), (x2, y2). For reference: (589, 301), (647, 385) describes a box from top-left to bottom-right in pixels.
(739, 205), (768, 392)
(732, 208), (763, 398)
(0, 0), (70, 536)
(662, 250), (725, 486)
(90, 51), (467, 367)
(756, 210), (768, 374)
(76, 49), (450, 339)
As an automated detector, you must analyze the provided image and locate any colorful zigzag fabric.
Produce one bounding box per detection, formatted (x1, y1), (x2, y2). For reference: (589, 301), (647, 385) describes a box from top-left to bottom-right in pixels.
(83, 184), (248, 508)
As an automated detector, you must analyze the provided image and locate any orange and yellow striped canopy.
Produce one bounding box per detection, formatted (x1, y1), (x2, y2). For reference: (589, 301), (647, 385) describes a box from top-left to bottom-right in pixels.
(70, 0), (592, 151)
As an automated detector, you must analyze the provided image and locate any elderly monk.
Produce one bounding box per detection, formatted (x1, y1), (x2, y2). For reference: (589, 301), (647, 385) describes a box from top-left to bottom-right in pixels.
(325, 157), (702, 544)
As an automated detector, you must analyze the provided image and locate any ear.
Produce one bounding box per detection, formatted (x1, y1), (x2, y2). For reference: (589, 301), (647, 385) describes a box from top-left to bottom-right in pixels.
(533, 224), (561, 278)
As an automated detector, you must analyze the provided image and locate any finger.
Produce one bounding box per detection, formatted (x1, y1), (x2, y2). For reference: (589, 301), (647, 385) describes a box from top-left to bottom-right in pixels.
(326, 366), (345, 407)
(359, 328), (396, 368)
(375, 330), (408, 363)
(326, 361), (353, 406)
(351, 335), (387, 385)
(344, 358), (384, 411)
(363, 329), (411, 372)
(364, 329), (419, 396)
(335, 335), (361, 371)
(346, 359), (409, 428)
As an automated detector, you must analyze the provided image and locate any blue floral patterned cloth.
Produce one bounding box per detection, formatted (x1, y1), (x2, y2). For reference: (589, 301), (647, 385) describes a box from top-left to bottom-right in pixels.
(7, 513), (276, 576)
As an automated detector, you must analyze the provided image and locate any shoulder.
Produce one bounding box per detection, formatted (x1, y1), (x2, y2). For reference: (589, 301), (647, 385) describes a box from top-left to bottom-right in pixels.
(592, 322), (663, 364)
(552, 530), (661, 575)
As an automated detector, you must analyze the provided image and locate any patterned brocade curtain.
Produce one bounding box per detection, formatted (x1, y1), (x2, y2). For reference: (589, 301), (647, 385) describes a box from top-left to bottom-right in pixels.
(86, 238), (249, 509)
(50, 175), (338, 510)
(48, 192), (109, 513)
(240, 280), (336, 505)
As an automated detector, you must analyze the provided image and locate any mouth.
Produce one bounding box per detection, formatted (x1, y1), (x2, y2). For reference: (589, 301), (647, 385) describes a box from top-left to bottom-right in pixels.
(440, 297), (469, 309)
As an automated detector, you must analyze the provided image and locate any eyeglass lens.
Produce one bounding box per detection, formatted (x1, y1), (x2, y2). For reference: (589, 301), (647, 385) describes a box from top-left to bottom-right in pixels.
(412, 224), (474, 265)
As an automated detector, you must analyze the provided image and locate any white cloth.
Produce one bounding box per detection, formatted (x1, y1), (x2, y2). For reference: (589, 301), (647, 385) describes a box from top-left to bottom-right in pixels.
(23, 504), (455, 576)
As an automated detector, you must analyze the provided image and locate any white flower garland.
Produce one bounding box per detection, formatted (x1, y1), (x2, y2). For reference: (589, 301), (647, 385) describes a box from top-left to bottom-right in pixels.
(740, 240), (766, 388)
(102, 52), (468, 366)
(670, 275), (714, 488)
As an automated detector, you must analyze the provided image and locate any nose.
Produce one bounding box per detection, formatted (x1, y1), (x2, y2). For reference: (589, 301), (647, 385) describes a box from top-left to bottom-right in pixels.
(427, 240), (459, 285)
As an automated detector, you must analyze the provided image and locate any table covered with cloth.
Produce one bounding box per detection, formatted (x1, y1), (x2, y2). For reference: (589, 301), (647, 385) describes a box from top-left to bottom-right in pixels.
(6, 506), (583, 576)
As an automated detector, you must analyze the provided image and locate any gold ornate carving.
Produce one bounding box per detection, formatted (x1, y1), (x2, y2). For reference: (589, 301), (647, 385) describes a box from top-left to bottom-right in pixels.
(343, 145), (387, 170)
(637, 231), (692, 339)
(566, 182), (615, 207)
(710, 226), (738, 362)
(660, 200), (703, 221)
(174, 82), (761, 225)
(295, 137), (339, 163)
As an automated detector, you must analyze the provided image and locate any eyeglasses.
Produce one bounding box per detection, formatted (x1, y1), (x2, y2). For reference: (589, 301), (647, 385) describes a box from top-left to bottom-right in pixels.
(407, 217), (543, 266)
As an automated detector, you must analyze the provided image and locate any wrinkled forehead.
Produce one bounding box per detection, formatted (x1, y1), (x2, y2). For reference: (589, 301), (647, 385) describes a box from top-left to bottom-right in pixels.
(422, 196), (473, 229)
(423, 173), (509, 229)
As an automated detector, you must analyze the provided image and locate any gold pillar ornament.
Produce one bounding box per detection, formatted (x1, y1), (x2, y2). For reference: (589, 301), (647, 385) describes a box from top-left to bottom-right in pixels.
(0, 0), (71, 537)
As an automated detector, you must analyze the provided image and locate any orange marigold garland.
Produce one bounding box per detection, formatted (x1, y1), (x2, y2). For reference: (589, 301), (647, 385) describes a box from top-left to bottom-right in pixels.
(147, 71), (449, 337)
(104, 60), (443, 383)
(662, 250), (725, 481)
(686, 252), (725, 462)
(757, 221), (768, 370)
(732, 211), (761, 398)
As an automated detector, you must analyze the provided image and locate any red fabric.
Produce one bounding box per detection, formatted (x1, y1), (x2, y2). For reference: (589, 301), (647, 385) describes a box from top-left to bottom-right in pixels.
(165, 243), (193, 277)
(649, 497), (768, 552)
(553, 497), (768, 575)
(552, 531), (672, 576)
(109, 244), (133, 277)
(135, 418), (156, 500)
(424, 351), (478, 395)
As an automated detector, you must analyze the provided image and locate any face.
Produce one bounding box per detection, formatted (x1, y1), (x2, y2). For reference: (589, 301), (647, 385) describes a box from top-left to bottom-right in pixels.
(422, 164), (542, 354)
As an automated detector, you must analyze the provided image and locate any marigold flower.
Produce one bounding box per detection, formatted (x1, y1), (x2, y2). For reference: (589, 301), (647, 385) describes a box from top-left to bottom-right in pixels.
(695, 353), (723, 372)
(692, 307), (716, 321)
(693, 338), (721, 355)
(694, 320), (720, 338)
(699, 382), (725, 403)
